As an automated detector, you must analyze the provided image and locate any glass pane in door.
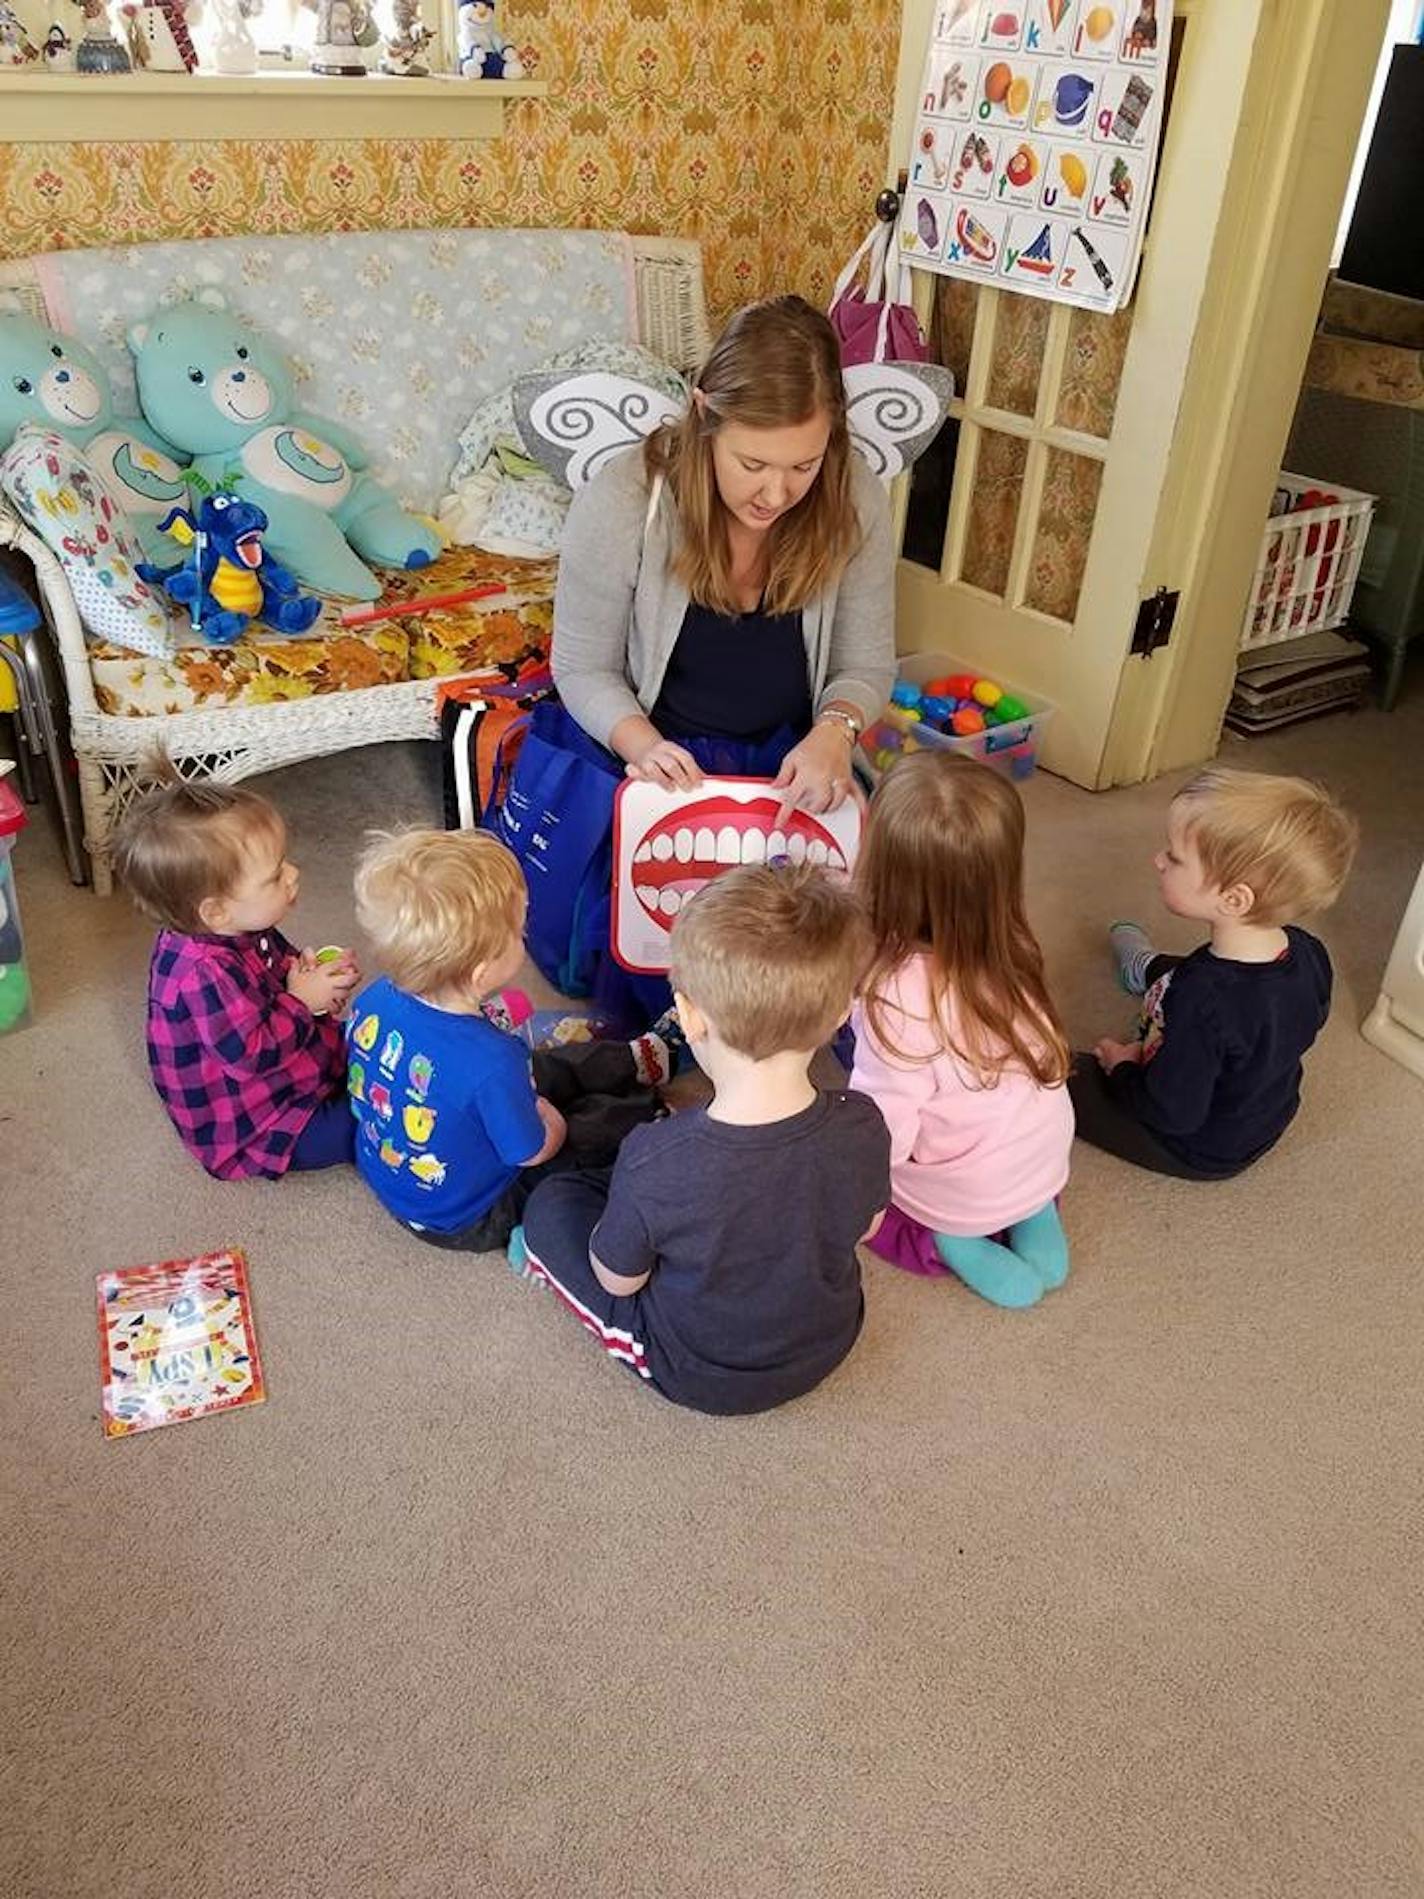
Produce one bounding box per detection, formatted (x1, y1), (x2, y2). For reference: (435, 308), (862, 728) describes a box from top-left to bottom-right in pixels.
(1025, 448), (1104, 621)
(960, 429), (1029, 597)
(986, 292), (1051, 418)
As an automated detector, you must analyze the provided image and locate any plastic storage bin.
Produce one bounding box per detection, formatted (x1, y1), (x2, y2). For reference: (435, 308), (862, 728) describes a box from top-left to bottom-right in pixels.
(0, 775), (32, 1034)
(1241, 472), (1376, 650)
(858, 653), (1057, 786)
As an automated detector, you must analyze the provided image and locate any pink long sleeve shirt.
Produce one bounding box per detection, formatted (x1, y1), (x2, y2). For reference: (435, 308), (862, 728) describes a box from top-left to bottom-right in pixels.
(850, 955), (1074, 1238)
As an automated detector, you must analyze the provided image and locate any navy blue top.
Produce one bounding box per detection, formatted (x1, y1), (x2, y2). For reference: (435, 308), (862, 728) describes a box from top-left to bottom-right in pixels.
(346, 977), (545, 1231)
(1107, 927), (1333, 1174)
(651, 599), (811, 743)
(590, 1089), (890, 1415)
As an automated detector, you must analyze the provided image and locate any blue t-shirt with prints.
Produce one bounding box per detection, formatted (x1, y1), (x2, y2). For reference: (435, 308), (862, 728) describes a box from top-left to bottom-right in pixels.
(345, 977), (544, 1232)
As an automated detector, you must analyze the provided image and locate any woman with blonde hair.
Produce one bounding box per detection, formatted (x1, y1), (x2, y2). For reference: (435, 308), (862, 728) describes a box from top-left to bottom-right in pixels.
(550, 294), (897, 1024)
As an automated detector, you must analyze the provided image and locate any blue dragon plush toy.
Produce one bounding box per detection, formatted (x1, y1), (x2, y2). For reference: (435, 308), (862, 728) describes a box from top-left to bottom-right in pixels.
(138, 490), (324, 645)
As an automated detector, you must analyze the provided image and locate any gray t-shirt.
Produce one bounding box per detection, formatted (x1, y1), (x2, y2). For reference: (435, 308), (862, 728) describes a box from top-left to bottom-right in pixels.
(592, 1088), (891, 1414)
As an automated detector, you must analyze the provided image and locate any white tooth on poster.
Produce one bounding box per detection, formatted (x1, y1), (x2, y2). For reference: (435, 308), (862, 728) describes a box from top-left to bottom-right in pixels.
(613, 778), (864, 976)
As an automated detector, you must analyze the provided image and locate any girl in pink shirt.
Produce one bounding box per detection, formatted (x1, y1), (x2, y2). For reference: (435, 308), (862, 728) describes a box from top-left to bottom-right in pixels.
(850, 752), (1074, 1309)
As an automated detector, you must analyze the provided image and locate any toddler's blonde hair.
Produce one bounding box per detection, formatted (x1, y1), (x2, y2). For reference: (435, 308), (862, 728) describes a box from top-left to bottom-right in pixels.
(111, 767), (285, 933)
(1173, 768), (1357, 925)
(669, 862), (870, 1061)
(355, 828), (526, 996)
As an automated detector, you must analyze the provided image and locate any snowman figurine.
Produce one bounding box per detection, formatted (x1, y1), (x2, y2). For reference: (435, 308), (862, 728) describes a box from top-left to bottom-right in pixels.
(456, 0), (522, 78)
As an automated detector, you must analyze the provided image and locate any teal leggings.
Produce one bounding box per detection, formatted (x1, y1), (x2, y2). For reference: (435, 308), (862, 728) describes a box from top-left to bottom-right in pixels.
(933, 1201), (1069, 1309)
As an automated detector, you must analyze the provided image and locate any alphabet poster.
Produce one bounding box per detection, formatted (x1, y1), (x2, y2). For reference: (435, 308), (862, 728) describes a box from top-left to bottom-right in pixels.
(899, 0), (1171, 312)
(611, 778), (863, 975)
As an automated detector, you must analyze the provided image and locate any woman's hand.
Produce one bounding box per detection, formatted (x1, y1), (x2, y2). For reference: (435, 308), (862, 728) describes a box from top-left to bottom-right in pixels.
(624, 735), (703, 793)
(773, 720), (857, 825)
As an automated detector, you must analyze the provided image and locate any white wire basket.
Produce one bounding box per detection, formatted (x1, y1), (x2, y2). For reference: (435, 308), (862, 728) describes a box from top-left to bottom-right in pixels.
(1241, 472), (1376, 651)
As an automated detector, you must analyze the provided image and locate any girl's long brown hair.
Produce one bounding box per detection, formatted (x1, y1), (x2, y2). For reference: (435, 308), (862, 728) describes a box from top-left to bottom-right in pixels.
(644, 294), (861, 616)
(856, 751), (1070, 1089)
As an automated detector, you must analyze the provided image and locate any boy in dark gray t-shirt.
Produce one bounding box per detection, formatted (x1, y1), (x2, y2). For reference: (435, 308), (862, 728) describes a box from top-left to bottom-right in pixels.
(521, 864), (890, 1415)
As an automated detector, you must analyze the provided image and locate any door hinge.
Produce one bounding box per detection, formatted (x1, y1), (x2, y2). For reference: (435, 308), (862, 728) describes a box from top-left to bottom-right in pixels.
(1131, 586), (1179, 657)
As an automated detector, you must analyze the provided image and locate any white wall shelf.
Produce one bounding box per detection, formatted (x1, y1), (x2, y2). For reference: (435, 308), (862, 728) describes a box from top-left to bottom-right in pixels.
(0, 71), (546, 144)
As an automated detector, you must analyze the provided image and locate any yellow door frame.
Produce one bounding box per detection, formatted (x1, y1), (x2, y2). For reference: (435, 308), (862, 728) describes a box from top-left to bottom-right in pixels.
(1102, 0), (1392, 783)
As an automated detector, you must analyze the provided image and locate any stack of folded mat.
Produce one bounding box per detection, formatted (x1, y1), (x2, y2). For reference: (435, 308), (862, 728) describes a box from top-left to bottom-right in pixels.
(1226, 630), (1374, 735)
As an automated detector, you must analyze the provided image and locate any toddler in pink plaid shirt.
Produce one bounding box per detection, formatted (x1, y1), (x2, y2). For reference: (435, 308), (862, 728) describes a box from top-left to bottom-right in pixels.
(113, 773), (361, 1181)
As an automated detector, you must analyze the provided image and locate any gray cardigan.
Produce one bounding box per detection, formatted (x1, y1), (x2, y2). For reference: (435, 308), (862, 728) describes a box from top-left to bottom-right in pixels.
(551, 446), (897, 748)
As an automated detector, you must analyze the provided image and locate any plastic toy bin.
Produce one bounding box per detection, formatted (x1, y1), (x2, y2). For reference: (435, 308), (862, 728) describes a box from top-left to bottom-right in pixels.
(1241, 472), (1376, 650)
(858, 653), (1056, 785)
(0, 777), (32, 1034)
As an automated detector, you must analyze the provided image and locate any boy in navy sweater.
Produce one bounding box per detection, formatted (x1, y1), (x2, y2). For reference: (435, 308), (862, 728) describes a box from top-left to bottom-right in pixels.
(1071, 768), (1357, 1179)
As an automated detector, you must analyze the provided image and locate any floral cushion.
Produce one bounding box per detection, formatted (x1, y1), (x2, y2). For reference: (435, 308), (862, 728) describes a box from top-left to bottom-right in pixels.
(87, 545), (555, 715)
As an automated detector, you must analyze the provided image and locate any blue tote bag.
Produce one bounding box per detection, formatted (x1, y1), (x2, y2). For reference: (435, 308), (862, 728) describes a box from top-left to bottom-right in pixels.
(485, 700), (622, 997)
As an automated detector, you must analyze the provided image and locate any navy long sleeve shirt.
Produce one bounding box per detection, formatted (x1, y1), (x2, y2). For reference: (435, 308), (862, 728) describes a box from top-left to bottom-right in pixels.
(1107, 927), (1333, 1175)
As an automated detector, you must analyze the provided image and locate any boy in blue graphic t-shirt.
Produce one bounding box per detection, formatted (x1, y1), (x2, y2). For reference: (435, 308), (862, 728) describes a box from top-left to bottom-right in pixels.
(347, 830), (672, 1258)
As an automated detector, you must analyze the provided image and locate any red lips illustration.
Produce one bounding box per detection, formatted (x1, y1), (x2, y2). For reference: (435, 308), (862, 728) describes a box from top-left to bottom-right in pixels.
(629, 795), (846, 931)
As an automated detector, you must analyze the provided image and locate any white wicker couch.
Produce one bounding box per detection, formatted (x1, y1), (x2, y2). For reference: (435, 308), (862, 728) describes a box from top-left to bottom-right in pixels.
(0, 230), (710, 894)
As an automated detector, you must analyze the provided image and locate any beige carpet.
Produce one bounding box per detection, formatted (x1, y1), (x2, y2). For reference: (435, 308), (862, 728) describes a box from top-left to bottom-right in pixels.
(3, 671), (1422, 1899)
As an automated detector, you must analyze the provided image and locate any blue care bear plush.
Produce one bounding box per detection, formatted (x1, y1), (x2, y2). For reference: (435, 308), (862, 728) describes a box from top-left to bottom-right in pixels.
(0, 296), (189, 565)
(127, 292), (440, 600)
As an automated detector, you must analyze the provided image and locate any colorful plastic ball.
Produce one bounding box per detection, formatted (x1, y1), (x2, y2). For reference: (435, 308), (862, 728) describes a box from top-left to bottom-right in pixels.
(890, 679), (922, 709)
(898, 705), (922, 723)
(951, 706), (986, 736)
(920, 694), (956, 727)
(984, 705), (1007, 727)
(971, 678), (1002, 708)
(874, 749), (898, 773)
(996, 694), (1028, 722)
(901, 736), (920, 753)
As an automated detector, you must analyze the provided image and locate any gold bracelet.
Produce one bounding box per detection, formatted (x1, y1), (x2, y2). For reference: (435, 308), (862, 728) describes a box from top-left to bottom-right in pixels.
(815, 708), (862, 744)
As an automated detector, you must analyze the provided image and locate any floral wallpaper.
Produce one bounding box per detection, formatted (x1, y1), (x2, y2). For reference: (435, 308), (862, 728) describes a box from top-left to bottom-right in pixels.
(0, 0), (901, 326)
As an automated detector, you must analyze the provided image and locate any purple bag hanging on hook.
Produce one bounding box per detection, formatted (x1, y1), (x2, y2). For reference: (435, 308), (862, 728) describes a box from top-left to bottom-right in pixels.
(828, 215), (929, 367)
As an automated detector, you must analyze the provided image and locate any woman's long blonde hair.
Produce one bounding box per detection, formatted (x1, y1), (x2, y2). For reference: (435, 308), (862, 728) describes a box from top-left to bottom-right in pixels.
(856, 751), (1071, 1089)
(645, 294), (861, 616)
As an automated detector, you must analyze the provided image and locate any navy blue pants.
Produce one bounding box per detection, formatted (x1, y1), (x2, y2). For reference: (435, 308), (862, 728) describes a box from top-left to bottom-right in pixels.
(288, 1095), (355, 1171)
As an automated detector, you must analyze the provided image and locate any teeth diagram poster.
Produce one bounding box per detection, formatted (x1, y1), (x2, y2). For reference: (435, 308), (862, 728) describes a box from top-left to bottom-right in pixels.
(899, 0), (1171, 312)
(611, 779), (863, 975)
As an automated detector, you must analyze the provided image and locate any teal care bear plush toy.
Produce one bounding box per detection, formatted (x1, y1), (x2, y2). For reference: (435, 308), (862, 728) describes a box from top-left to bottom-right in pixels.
(127, 292), (440, 600)
(0, 296), (189, 565)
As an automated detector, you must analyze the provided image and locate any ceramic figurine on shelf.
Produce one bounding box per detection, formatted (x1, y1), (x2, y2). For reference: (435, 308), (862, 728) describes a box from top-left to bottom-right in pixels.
(208, 0), (258, 73)
(43, 19), (76, 66)
(456, 0), (522, 78)
(307, 0), (377, 75)
(379, 0), (433, 76)
(120, 0), (200, 70)
(1, 1), (40, 63)
(75, 0), (133, 69)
